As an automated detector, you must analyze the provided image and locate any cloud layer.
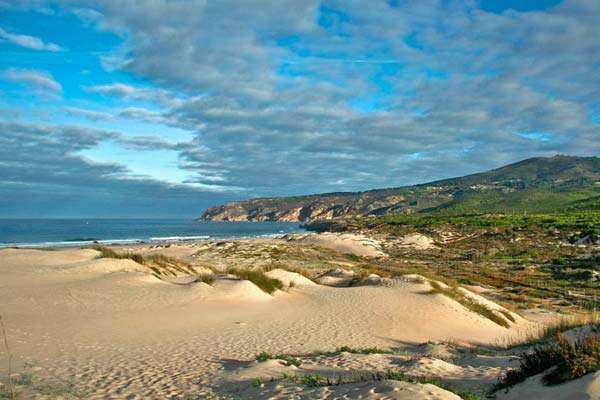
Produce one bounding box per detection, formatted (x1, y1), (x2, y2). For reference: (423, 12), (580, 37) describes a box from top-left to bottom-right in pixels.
(91, 0), (600, 194)
(1, 0), (599, 216)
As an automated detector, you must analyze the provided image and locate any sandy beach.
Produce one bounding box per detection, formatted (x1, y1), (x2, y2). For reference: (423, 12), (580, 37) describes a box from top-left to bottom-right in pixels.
(0, 233), (596, 399)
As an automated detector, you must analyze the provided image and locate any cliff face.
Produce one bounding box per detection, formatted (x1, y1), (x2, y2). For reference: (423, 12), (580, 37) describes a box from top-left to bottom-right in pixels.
(200, 156), (600, 222)
(201, 195), (413, 222)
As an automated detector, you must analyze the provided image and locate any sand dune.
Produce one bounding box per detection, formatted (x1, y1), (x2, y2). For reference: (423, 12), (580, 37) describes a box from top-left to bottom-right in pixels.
(288, 233), (387, 257)
(0, 247), (537, 399)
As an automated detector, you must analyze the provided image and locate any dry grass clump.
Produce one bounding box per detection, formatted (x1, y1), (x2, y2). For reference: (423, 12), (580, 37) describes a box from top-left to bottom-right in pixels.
(226, 268), (283, 294)
(198, 274), (215, 285)
(263, 263), (317, 282)
(92, 246), (197, 276)
(349, 268), (389, 285)
(495, 333), (600, 391)
(92, 245), (144, 264)
(500, 314), (600, 348)
(145, 254), (196, 276)
(429, 281), (511, 328)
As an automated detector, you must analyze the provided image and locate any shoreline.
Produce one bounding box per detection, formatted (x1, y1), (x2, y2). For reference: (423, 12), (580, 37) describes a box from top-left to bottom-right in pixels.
(0, 233), (296, 250)
(0, 219), (305, 250)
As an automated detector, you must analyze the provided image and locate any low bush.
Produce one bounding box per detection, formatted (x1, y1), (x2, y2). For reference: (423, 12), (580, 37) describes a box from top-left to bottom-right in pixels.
(495, 333), (600, 391)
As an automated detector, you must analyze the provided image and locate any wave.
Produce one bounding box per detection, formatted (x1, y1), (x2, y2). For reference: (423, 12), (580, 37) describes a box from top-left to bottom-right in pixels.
(0, 238), (145, 249)
(0, 229), (302, 249)
(149, 235), (210, 242)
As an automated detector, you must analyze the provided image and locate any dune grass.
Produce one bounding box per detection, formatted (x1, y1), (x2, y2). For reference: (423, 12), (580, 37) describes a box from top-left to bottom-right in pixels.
(92, 245), (145, 264)
(198, 274), (215, 285)
(263, 263), (317, 282)
(282, 370), (481, 399)
(429, 281), (511, 328)
(335, 346), (392, 355)
(495, 333), (600, 391)
(497, 314), (600, 349)
(256, 352), (302, 367)
(145, 254), (196, 275)
(1, 316), (84, 400)
(92, 246), (199, 276)
(227, 268), (283, 294)
(0, 314), (15, 400)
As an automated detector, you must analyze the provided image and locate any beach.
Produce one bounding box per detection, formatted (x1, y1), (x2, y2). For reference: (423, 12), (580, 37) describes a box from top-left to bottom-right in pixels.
(0, 233), (553, 399)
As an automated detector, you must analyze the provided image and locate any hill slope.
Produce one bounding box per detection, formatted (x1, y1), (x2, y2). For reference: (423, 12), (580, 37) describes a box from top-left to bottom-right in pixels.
(200, 155), (600, 221)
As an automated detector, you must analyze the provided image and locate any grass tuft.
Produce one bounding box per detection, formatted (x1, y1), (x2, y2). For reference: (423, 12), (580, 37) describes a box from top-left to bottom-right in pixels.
(227, 268), (283, 294)
(283, 370), (481, 399)
(256, 352), (302, 367)
(251, 378), (264, 388)
(335, 346), (392, 355)
(145, 254), (196, 275)
(92, 246), (145, 264)
(429, 281), (511, 328)
(92, 246), (198, 276)
(198, 274), (215, 285)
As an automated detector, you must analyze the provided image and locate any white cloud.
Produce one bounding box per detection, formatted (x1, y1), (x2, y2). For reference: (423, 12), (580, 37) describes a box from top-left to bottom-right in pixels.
(0, 68), (63, 94)
(0, 27), (62, 51)
(63, 106), (113, 121)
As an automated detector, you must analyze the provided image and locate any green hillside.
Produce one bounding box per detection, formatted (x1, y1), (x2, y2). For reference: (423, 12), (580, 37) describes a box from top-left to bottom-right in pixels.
(201, 155), (600, 221)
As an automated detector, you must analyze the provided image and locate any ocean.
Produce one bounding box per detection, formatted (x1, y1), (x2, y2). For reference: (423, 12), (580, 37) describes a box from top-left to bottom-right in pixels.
(0, 219), (304, 248)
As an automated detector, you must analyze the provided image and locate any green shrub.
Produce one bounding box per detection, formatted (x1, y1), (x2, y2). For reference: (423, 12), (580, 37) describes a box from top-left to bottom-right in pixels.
(252, 378), (264, 387)
(298, 374), (322, 387)
(256, 352), (301, 367)
(496, 334), (600, 391)
(335, 346), (392, 355)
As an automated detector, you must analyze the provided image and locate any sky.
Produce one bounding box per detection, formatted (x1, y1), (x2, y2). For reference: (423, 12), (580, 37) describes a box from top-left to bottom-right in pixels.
(0, 0), (599, 218)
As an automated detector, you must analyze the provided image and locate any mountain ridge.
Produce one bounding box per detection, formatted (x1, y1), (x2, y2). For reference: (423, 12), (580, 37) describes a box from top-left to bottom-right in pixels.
(200, 155), (600, 222)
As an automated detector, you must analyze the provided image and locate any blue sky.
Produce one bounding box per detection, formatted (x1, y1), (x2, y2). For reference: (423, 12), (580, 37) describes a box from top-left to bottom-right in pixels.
(1, 0), (599, 217)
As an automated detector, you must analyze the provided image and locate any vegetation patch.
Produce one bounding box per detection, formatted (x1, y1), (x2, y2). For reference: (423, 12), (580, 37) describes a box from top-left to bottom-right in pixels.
(256, 352), (302, 367)
(92, 246), (198, 276)
(500, 315), (600, 349)
(429, 281), (511, 328)
(495, 333), (600, 391)
(227, 268), (283, 294)
(145, 254), (196, 275)
(198, 274), (215, 285)
(335, 346), (392, 355)
(282, 370), (481, 399)
(92, 245), (145, 264)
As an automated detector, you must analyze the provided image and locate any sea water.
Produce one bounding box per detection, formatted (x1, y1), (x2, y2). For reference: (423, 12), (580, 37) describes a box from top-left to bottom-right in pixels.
(0, 219), (303, 248)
